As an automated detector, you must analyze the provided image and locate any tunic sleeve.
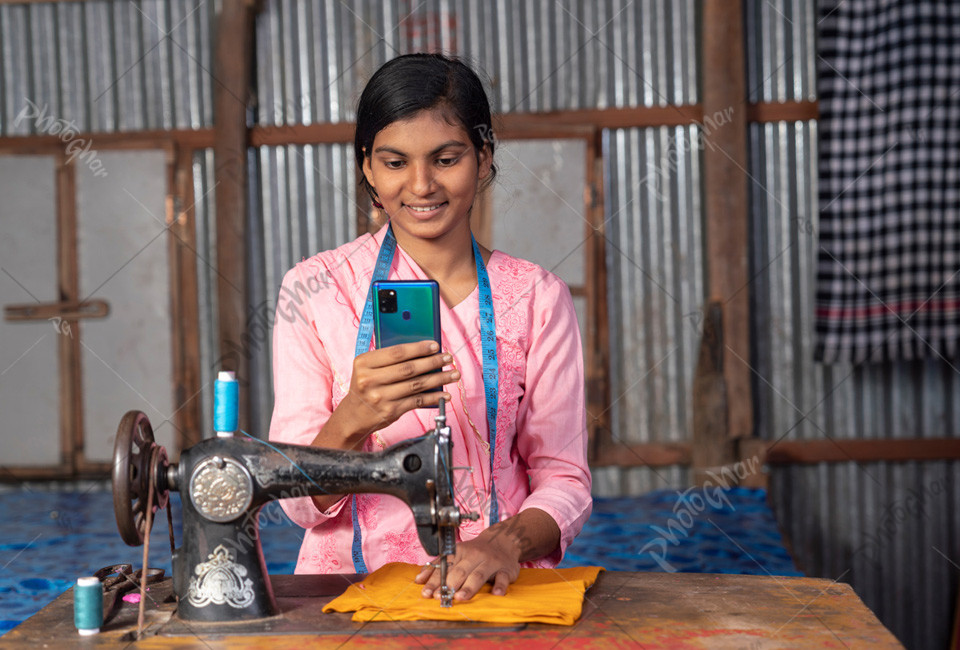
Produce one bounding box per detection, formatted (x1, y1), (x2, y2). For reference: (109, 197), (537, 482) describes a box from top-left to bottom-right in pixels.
(515, 276), (593, 563)
(268, 263), (348, 527)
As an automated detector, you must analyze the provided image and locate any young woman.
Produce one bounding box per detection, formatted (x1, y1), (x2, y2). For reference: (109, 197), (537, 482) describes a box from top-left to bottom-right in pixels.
(269, 53), (592, 602)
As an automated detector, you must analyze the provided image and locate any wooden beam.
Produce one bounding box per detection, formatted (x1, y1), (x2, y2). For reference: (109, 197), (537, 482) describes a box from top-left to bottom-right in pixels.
(701, 0), (753, 444)
(4, 299), (109, 321)
(0, 129), (215, 154)
(747, 100), (819, 123)
(250, 122), (355, 147)
(592, 442), (692, 468)
(765, 438), (960, 465)
(560, 436), (960, 469)
(0, 464), (111, 482)
(502, 104), (704, 132)
(0, 100), (819, 157)
(213, 0), (255, 431)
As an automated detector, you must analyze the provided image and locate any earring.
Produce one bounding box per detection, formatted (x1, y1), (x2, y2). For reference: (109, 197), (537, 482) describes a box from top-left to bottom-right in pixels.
(372, 199), (384, 209)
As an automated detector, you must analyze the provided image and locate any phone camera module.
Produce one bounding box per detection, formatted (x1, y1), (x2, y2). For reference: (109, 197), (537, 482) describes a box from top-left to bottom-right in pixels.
(378, 289), (398, 313)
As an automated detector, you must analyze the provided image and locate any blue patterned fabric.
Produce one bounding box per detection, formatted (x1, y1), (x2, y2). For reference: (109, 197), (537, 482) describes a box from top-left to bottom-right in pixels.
(0, 487), (798, 635)
(560, 488), (801, 575)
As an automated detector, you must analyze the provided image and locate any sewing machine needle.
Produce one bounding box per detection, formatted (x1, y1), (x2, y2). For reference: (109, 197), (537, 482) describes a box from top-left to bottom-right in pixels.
(439, 555), (452, 607)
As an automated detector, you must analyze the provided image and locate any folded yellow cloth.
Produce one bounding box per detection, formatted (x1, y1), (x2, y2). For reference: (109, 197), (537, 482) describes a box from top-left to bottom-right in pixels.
(322, 562), (604, 626)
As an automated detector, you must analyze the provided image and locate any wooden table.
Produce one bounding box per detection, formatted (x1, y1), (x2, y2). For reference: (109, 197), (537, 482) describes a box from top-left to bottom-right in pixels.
(4, 571), (901, 648)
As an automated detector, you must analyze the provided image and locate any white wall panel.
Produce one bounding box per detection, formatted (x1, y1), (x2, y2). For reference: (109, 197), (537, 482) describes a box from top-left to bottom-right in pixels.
(0, 155), (60, 465)
(77, 150), (174, 461)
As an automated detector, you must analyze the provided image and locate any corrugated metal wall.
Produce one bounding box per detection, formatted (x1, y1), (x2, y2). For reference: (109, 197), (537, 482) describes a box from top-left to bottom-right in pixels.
(597, 123), (703, 495)
(747, 2), (959, 649)
(249, 0), (704, 475)
(3, 1), (957, 647)
(191, 149), (219, 446)
(254, 0), (698, 124)
(0, 0), (216, 134)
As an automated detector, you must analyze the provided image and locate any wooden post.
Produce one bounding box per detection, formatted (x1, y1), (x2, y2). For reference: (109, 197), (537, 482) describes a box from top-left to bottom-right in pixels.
(692, 302), (734, 484)
(585, 129), (611, 460)
(698, 0), (753, 480)
(168, 146), (203, 452)
(56, 152), (82, 472)
(213, 0), (255, 432)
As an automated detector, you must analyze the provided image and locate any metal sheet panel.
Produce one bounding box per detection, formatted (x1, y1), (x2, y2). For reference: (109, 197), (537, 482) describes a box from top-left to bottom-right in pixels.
(0, 0), (215, 135)
(605, 125), (704, 447)
(749, 119), (828, 443)
(592, 465), (690, 497)
(193, 142), (360, 441)
(191, 144), (358, 439)
(770, 461), (959, 650)
(744, 0), (816, 103)
(192, 148), (219, 441)
(749, 112), (960, 650)
(254, 0), (698, 126)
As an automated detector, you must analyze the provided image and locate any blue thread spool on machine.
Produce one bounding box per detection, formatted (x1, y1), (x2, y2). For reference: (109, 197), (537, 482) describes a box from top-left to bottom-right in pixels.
(214, 370), (239, 437)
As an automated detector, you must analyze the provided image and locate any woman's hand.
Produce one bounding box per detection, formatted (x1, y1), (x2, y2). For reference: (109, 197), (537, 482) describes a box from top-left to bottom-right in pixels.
(308, 340), (457, 513)
(414, 508), (561, 601)
(315, 340), (458, 451)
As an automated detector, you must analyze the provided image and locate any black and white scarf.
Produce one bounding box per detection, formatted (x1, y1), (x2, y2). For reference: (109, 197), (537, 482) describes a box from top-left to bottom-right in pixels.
(815, 0), (960, 363)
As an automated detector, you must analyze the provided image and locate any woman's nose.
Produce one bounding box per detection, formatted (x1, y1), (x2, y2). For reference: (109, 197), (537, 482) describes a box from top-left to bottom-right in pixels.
(410, 162), (435, 195)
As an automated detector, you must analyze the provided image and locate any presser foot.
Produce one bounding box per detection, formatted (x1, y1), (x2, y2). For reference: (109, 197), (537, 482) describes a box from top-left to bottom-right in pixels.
(439, 556), (454, 608)
(439, 585), (454, 608)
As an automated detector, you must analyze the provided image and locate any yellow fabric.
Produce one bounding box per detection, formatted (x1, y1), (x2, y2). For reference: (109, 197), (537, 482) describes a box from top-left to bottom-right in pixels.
(322, 562), (604, 626)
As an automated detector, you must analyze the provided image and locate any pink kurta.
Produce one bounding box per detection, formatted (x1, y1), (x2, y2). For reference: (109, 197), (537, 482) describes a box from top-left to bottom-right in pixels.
(268, 224), (592, 574)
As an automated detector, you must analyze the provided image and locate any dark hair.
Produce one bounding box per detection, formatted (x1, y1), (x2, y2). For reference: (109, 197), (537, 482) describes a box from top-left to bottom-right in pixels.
(354, 53), (497, 202)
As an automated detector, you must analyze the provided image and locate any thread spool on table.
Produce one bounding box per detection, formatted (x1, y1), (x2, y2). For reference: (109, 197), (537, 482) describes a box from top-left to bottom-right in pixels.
(74, 576), (102, 636)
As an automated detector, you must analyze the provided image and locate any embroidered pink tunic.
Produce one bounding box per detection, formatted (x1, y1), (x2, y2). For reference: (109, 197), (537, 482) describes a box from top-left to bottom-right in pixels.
(268, 224), (592, 574)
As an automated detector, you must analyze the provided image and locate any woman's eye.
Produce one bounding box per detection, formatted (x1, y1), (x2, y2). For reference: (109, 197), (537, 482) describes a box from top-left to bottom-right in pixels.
(436, 156), (458, 167)
(383, 160), (404, 169)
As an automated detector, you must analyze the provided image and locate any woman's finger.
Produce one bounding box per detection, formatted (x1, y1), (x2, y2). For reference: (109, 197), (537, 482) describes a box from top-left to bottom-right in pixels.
(362, 340), (441, 368)
(491, 570), (511, 596)
(415, 563), (434, 584)
(418, 557), (453, 598)
(452, 567), (490, 602)
(382, 353), (455, 387)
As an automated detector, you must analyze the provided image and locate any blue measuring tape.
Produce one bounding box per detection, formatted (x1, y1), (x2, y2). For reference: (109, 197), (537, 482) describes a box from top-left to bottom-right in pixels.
(350, 224), (499, 573)
(472, 235), (500, 525)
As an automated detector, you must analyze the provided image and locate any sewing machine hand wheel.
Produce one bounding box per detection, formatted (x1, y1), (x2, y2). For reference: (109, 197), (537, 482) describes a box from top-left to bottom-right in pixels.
(112, 410), (169, 546)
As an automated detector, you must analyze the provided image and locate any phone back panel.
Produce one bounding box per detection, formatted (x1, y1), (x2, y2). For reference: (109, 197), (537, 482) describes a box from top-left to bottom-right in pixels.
(373, 280), (441, 349)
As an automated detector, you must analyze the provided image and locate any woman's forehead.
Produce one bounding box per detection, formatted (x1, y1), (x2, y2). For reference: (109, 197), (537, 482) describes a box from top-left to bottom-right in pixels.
(373, 108), (473, 149)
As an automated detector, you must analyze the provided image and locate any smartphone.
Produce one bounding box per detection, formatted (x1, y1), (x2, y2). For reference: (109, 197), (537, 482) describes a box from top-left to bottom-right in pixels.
(373, 280), (442, 401)
(373, 279), (442, 350)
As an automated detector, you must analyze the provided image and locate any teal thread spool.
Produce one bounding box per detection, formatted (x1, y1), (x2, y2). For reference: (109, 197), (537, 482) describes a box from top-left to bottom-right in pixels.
(214, 370), (239, 436)
(74, 576), (103, 635)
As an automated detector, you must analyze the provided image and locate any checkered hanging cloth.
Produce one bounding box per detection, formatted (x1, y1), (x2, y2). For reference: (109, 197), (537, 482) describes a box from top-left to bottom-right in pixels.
(815, 0), (960, 363)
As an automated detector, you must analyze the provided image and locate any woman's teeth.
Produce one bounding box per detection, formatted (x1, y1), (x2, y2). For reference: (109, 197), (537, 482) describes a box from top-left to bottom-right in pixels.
(409, 203), (443, 212)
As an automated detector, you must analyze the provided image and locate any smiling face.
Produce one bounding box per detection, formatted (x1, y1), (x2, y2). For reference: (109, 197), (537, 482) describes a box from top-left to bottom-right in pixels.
(362, 107), (492, 246)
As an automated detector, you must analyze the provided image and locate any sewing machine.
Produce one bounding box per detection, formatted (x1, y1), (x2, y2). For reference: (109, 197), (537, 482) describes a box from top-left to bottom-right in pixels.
(111, 402), (475, 623)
